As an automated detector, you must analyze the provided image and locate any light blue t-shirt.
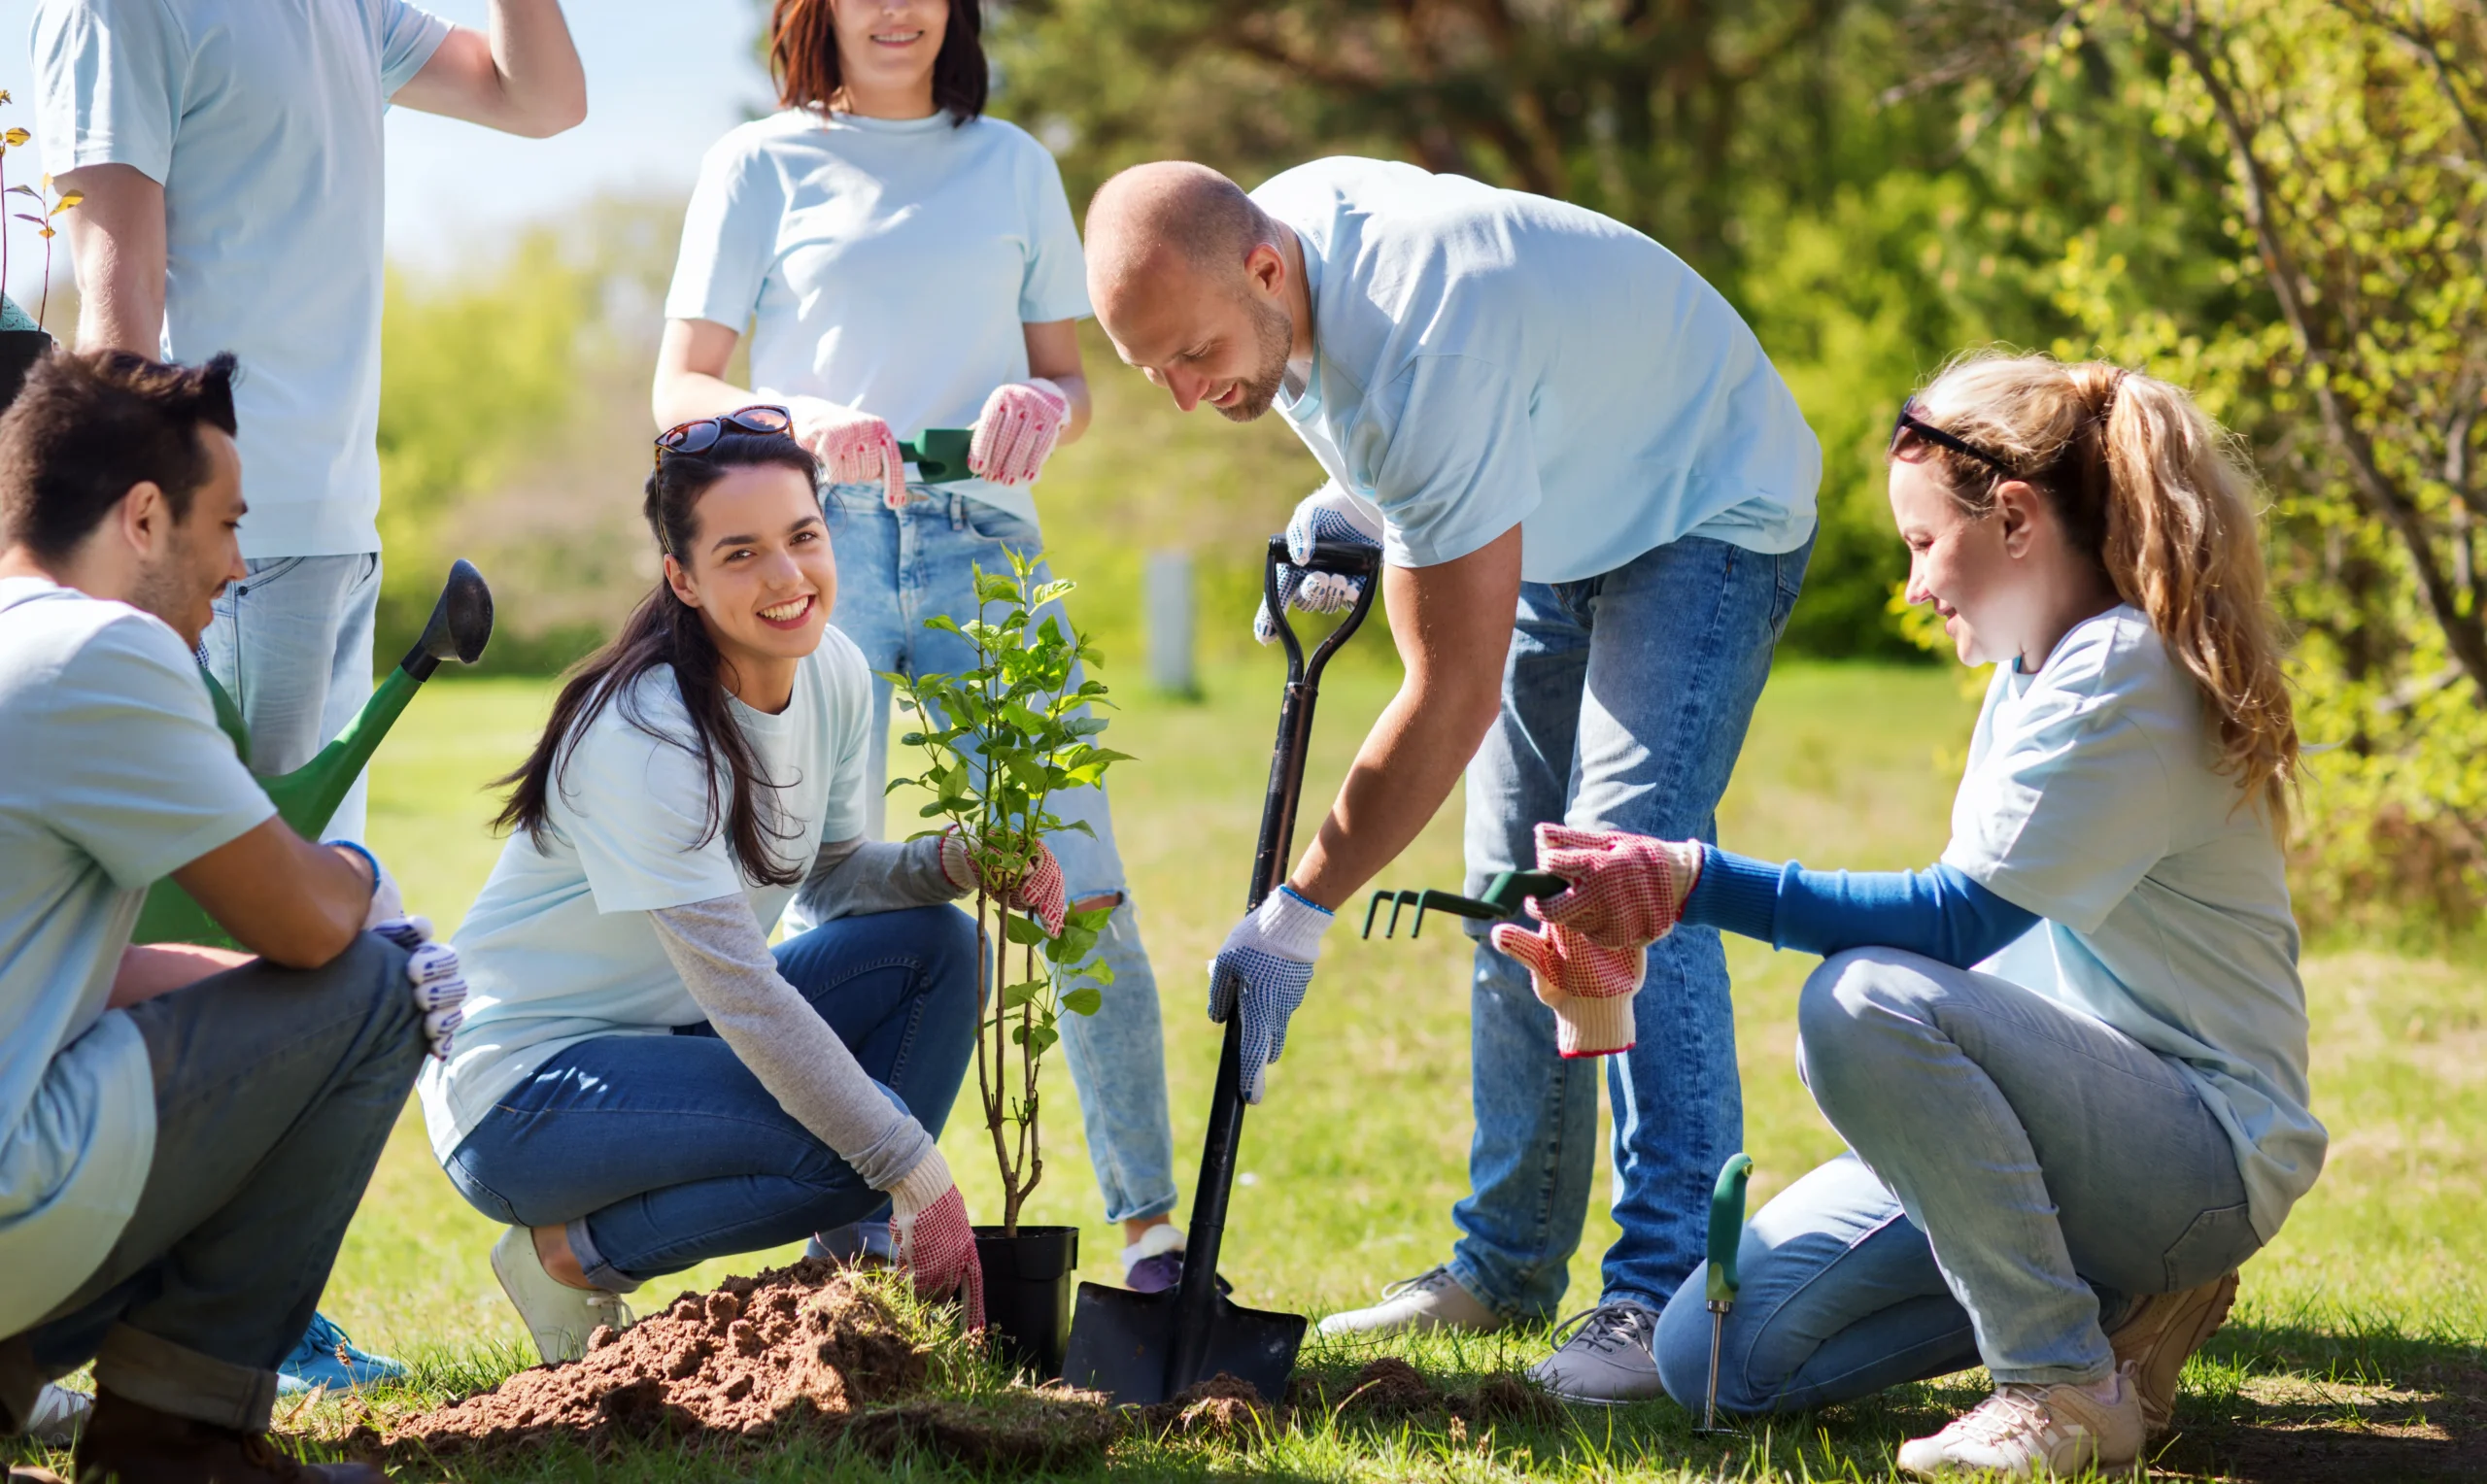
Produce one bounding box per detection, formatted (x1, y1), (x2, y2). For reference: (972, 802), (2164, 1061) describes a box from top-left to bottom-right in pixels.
(1944, 606), (2323, 1241)
(1248, 157), (1820, 584)
(34, 0), (450, 558)
(0, 578), (274, 1335)
(664, 109), (1092, 527)
(419, 631), (877, 1162)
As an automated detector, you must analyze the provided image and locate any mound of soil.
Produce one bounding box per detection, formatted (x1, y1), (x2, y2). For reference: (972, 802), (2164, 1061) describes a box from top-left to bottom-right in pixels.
(390, 1258), (925, 1454)
(1287, 1357), (1565, 1430)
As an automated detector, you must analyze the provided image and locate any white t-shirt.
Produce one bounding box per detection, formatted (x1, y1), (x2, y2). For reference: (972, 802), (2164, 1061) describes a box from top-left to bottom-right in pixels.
(0, 579), (274, 1335)
(1248, 157), (1820, 584)
(662, 108), (1092, 526)
(34, 0), (450, 558)
(420, 631), (876, 1161)
(1945, 606), (2323, 1241)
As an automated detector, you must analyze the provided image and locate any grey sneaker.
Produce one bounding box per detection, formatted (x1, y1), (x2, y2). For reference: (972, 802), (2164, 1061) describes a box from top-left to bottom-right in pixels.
(1528, 1301), (1664, 1404)
(491, 1226), (632, 1364)
(1316, 1265), (1505, 1336)
(21, 1382), (88, 1445)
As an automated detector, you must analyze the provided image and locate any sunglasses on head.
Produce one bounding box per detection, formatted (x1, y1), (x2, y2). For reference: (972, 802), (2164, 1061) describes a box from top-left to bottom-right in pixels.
(654, 404), (795, 468)
(1890, 396), (2023, 481)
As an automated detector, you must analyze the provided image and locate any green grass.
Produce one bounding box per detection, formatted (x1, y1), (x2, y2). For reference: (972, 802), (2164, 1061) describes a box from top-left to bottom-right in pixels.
(15, 658), (2485, 1479)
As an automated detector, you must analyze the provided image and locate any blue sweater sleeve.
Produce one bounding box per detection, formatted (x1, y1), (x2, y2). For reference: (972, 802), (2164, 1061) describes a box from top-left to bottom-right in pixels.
(1680, 847), (2040, 968)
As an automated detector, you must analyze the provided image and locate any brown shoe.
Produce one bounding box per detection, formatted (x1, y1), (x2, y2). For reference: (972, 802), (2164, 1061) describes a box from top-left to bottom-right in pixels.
(2107, 1269), (2239, 1436)
(71, 1389), (384, 1484)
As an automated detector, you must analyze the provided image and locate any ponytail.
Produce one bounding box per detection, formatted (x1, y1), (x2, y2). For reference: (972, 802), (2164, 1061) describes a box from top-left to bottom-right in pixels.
(1912, 353), (2300, 832)
(494, 428), (823, 884)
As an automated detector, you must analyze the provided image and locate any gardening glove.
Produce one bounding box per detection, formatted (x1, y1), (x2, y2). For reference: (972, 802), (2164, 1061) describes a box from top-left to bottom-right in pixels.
(938, 828), (1069, 937)
(1527, 824), (1706, 952)
(1252, 483), (1384, 644)
(373, 917), (468, 1059)
(889, 1148), (985, 1330)
(1207, 885), (1333, 1102)
(786, 393), (906, 508)
(967, 378), (1072, 487)
(1489, 919), (1646, 1058)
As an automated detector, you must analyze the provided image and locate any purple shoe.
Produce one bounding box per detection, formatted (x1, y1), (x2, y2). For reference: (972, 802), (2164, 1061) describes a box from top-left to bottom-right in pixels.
(1124, 1252), (1235, 1297)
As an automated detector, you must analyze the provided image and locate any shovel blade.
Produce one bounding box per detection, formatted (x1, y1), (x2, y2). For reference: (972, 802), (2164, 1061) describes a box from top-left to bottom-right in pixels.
(1062, 1281), (1305, 1406)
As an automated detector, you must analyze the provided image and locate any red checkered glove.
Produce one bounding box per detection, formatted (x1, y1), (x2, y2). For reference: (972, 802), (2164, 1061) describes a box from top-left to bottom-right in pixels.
(787, 394), (906, 508)
(1526, 824), (1706, 951)
(938, 828), (1068, 937)
(967, 378), (1071, 487)
(889, 1149), (984, 1330)
(1488, 919), (1646, 1057)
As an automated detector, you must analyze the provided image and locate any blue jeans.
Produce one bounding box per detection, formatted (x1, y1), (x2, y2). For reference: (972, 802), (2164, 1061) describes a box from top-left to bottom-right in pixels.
(440, 907), (978, 1290)
(813, 486), (1176, 1226)
(1, 935), (422, 1433)
(1453, 532), (1809, 1320)
(1652, 949), (2264, 1410)
(196, 553), (381, 842)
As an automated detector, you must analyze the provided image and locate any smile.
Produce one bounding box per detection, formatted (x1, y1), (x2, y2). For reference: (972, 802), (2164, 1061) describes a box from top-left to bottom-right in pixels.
(871, 29), (924, 44)
(758, 594), (815, 629)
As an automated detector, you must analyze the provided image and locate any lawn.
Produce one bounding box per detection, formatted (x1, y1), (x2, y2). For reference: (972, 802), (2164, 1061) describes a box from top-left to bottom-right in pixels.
(14, 654), (2485, 1480)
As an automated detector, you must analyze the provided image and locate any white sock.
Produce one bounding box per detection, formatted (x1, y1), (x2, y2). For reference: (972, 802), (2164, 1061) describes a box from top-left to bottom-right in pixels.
(1119, 1222), (1184, 1274)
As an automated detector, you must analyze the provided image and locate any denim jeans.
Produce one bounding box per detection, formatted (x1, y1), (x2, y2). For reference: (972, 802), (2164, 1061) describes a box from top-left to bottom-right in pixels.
(0, 934), (423, 1433)
(441, 906), (978, 1290)
(1452, 532), (1809, 1321)
(811, 485), (1176, 1226)
(1651, 948), (2264, 1411)
(196, 553), (381, 843)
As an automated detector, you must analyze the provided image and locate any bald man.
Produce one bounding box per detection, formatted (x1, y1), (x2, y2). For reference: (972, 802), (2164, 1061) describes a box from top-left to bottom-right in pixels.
(1088, 158), (1821, 1401)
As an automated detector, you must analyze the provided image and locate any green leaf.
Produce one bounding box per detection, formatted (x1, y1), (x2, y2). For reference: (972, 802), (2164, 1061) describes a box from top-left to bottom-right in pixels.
(1062, 986), (1103, 1017)
(1003, 913), (1051, 946)
(1000, 979), (1044, 1009)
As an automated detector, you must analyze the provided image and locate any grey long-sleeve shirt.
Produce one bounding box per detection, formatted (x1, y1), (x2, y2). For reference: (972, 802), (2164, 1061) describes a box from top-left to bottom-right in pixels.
(645, 834), (964, 1191)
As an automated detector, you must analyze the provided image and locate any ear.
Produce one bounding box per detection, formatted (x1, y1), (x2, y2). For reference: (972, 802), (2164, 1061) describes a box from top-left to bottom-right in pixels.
(664, 552), (701, 610)
(1993, 480), (2040, 558)
(116, 481), (171, 556)
(1243, 240), (1286, 298)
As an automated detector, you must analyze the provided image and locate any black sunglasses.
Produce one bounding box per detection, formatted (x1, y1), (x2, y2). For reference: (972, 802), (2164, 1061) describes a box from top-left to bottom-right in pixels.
(1890, 396), (2023, 481)
(654, 404), (794, 468)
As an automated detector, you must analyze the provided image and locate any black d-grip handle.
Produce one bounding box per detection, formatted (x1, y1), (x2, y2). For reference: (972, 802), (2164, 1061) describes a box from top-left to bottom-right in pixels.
(1278, 534), (1382, 581)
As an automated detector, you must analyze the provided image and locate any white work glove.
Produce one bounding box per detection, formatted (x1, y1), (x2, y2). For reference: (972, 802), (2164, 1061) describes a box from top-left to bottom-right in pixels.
(967, 378), (1071, 487)
(1207, 886), (1335, 1103)
(785, 393), (905, 508)
(373, 917), (467, 1059)
(1252, 483), (1385, 644)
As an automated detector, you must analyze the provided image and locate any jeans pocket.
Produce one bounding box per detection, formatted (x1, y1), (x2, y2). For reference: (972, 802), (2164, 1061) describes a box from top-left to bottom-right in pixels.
(2161, 1200), (2260, 1290)
(963, 500), (1041, 547)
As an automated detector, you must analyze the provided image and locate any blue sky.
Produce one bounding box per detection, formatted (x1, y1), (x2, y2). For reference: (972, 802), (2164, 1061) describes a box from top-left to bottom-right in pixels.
(0, 0), (773, 302)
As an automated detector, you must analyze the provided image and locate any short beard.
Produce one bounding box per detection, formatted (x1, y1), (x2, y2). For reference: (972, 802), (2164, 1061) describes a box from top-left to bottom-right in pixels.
(1215, 292), (1295, 423)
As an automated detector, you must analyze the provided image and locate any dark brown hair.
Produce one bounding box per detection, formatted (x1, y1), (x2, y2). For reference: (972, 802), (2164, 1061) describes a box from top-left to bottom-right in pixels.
(0, 350), (239, 560)
(494, 428), (825, 886)
(768, 0), (987, 124)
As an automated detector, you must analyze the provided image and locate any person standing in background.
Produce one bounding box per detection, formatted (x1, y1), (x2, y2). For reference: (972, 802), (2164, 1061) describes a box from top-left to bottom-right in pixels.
(32, 0), (586, 1399)
(652, 0), (1194, 1295)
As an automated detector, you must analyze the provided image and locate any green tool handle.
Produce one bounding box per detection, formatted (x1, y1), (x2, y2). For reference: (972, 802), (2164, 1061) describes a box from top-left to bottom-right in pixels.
(1705, 1152), (1755, 1305)
(896, 427), (974, 485)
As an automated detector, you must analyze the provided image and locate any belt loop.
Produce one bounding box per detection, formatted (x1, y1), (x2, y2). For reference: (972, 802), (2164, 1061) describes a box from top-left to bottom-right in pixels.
(949, 491), (968, 531)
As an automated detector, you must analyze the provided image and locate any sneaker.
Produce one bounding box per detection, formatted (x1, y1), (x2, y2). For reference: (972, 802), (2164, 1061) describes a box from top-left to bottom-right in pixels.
(1527, 1301), (1664, 1404)
(19, 1382), (88, 1445)
(491, 1226), (632, 1365)
(1316, 1265), (1506, 1337)
(1895, 1366), (2145, 1478)
(275, 1310), (406, 1396)
(74, 1387), (385, 1484)
(2108, 1269), (2238, 1436)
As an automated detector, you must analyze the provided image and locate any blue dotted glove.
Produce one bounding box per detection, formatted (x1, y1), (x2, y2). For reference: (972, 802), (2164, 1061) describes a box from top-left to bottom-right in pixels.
(1207, 886), (1336, 1102)
(1252, 484), (1385, 645)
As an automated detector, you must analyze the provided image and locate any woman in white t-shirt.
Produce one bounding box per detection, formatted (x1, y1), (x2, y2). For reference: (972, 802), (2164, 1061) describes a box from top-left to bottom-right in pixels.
(1489, 355), (2319, 1474)
(650, 0), (1191, 1292)
(419, 410), (1059, 1361)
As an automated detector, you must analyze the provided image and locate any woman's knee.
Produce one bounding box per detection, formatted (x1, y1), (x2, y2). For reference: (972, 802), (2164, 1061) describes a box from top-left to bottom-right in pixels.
(1796, 948), (1952, 1071)
(1652, 1270), (1783, 1417)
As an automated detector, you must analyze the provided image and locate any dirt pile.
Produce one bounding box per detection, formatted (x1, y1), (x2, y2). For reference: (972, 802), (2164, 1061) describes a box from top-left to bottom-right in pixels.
(1289, 1356), (1566, 1430)
(389, 1258), (925, 1454)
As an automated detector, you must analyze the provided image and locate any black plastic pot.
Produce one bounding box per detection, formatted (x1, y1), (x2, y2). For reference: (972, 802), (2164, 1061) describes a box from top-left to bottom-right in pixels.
(0, 330), (51, 414)
(974, 1224), (1078, 1378)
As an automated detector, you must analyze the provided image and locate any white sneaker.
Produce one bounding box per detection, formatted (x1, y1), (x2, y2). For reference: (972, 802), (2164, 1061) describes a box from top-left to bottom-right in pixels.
(1895, 1366), (2145, 1478)
(20, 1382), (88, 1445)
(1527, 1301), (1664, 1404)
(491, 1226), (633, 1364)
(1315, 1265), (1505, 1336)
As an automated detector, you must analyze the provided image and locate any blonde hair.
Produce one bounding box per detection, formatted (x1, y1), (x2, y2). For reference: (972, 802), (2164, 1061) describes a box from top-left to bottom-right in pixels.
(1912, 352), (2299, 830)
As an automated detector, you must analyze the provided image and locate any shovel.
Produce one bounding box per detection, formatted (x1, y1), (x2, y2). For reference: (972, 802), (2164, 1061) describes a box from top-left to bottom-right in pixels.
(1062, 532), (1382, 1405)
(898, 427), (973, 484)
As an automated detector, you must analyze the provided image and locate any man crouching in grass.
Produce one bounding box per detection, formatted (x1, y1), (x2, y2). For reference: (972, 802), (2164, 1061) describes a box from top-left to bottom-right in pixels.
(0, 351), (443, 1484)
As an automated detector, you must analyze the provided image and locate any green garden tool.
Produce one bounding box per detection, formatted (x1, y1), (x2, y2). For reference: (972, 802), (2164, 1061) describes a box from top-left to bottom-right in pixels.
(1362, 869), (1568, 940)
(898, 427), (973, 484)
(133, 559), (494, 948)
(1699, 1152), (1756, 1433)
